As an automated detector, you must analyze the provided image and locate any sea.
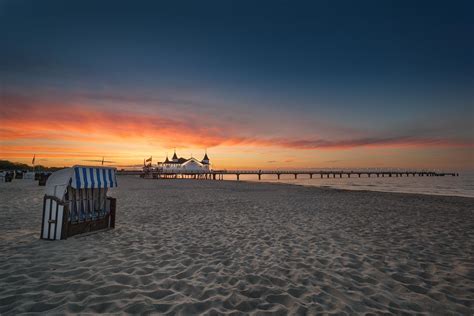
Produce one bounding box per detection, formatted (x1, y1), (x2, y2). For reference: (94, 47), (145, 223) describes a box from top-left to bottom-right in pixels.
(221, 171), (474, 198)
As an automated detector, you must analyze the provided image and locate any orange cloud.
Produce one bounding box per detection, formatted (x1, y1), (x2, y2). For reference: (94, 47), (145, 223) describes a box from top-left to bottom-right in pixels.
(1, 93), (473, 167)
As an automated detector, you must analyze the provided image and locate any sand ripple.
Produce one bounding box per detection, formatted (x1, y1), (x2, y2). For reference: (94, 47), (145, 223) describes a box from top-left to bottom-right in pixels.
(0, 177), (473, 314)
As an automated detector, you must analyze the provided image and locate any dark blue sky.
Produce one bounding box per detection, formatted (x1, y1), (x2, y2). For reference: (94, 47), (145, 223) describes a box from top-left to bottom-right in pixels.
(2, 1), (473, 107)
(1, 0), (473, 168)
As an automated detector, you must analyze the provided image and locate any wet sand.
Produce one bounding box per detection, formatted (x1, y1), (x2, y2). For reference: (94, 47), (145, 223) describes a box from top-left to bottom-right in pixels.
(0, 176), (473, 314)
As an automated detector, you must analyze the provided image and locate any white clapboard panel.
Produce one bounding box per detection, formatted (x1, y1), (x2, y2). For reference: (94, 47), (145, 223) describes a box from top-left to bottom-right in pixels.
(42, 198), (64, 240)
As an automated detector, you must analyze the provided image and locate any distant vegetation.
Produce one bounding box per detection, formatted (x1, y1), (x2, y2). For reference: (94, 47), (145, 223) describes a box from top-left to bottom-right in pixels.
(0, 160), (63, 171)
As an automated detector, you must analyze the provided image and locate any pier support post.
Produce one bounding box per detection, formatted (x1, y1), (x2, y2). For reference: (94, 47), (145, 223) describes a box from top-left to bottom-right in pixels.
(321, 174), (323, 178)
(237, 174), (240, 181)
(358, 173), (361, 178)
(294, 174), (297, 179)
(258, 174), (261, 180)
(277, 174), (280, 180)
(310, 174), (313, 179)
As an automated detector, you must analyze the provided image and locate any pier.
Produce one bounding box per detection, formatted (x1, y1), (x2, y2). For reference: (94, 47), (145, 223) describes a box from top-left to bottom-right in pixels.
(132, 169), (459, 180)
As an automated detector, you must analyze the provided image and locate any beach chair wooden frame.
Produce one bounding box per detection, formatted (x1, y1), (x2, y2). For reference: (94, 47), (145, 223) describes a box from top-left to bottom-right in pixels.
(40, 166), (118, 240)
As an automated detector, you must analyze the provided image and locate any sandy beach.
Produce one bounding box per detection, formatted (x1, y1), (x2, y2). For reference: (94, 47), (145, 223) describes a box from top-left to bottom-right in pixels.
(0, 176), (473, 314)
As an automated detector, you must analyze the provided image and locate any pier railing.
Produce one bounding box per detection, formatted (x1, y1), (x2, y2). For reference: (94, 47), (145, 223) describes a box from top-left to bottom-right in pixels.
(133, 169), (459, 180)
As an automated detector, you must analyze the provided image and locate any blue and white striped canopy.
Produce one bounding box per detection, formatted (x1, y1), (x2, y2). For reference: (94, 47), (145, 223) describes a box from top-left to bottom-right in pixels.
(72, 166), (118, 189)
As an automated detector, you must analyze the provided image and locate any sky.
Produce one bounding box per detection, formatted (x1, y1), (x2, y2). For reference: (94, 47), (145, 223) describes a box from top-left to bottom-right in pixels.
(1, 0), (473, 170)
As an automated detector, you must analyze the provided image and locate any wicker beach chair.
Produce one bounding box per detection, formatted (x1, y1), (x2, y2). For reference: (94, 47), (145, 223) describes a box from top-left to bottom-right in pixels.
(40, 166), (118, 240)
(0, 171), (13, 182)
(24, 172), (36, 180)
(38, 172), (51, 186)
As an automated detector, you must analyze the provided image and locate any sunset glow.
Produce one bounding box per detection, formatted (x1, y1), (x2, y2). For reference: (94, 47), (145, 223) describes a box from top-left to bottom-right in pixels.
(1, 1), (473, 170)
(2, 91), (472, 170)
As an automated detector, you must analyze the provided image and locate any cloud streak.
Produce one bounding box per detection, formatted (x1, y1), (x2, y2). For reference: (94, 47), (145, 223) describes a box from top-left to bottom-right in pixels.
(1, 93), (472, 164)
(0, 93), (473, 150)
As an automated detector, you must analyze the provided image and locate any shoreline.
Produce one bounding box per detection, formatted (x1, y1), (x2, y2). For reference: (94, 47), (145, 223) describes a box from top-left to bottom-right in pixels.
(142, 176), (474, 199)
(244, 179), (474, 199)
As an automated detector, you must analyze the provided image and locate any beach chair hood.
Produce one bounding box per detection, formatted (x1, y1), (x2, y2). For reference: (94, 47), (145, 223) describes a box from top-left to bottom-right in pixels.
(45, 166), (117, 200)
